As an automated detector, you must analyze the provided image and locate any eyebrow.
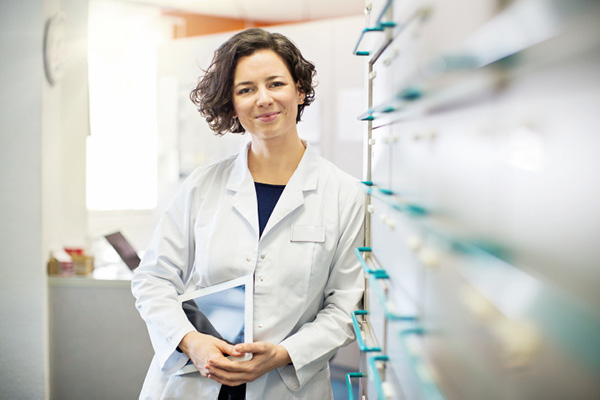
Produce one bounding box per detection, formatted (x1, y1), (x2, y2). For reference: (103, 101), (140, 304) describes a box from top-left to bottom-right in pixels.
(234, 75), (286, 88)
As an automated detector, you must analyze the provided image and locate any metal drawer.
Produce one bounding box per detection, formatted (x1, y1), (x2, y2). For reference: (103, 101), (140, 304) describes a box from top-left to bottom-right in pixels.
(421, 244), (509, 400)
(369, 195), (425, 307)
(369, 124), (393, 189)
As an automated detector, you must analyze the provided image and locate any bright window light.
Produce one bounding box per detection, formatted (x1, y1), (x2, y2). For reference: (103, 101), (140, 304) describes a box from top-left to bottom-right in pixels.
(86, 0), (171, 210)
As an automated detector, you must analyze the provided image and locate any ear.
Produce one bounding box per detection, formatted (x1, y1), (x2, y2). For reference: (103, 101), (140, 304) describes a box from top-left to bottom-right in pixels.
(296, 84), (305, 104)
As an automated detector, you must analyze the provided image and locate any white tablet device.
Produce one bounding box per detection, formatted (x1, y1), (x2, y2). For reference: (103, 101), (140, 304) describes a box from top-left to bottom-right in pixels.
(175, 274), (254, 375)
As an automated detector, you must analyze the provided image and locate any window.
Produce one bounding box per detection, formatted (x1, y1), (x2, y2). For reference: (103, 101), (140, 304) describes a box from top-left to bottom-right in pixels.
(86, 1), (171, 210)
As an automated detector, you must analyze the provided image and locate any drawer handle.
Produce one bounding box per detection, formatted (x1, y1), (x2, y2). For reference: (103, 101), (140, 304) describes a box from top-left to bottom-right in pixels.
(352, 0), (396, 56)
(359, 183), (428, 217)
(357, 85), (424, 122)
(352, 310), (382, 352)
(367, 273), (417, 322)
(398, 326), (446, 400)
(367, 355), (395, 400)
(353, 22), (397, 57)
(354, 247), (388, 278)
(345, 372), (364, 400)
(353, 27), (384, 57)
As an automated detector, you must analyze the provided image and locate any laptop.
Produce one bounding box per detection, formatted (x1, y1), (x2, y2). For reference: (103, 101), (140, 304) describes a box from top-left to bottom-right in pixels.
(104, 231), (141, 271)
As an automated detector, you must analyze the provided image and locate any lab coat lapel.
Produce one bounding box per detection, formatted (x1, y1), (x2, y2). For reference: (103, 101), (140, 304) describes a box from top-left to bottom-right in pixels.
(226, 143), (259, 237)
(261, 144), (319, 239)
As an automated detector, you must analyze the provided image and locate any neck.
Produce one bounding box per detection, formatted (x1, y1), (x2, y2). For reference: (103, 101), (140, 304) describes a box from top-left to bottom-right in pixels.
(248, 136), (306, 185)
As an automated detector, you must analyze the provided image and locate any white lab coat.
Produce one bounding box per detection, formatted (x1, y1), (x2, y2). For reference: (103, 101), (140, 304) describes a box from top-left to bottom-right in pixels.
(131, 142), (365, 399)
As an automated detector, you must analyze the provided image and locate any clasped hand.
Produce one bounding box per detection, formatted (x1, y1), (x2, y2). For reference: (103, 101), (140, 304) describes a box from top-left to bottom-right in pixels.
(179, 331), (291, 387)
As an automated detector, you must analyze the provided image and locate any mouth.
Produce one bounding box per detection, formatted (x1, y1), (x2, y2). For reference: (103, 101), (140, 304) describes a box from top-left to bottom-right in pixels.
(255, 112), (280, 122)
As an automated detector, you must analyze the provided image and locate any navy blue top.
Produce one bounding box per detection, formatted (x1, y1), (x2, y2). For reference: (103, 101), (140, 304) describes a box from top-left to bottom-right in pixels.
(255, 182), (285, 237)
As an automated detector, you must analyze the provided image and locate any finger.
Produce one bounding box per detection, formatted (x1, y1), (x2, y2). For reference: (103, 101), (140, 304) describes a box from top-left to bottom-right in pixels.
(234, 341), (265, 354)
(209, 357), (247, 373)
(217, 342), (245, 357)
(207, 372), (230, 385)
(233, 343), (246, 353)
(207, 370), (247, 387)
(208, 374), (244, 387)
(198, 368), (210, 378)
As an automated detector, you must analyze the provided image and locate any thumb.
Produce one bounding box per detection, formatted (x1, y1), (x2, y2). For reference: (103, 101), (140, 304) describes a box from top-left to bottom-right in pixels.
(235, 342), (262, 354)
(220, 342), (244, 356)
(234, 343), (249, 354)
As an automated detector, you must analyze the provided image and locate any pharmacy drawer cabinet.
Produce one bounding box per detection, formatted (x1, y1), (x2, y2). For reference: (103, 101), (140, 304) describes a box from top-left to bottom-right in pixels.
(350, 0), (600, 399)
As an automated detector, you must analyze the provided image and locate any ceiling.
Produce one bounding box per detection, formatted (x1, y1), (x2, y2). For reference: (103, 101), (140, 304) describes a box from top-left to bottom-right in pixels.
(121, 0), (366, 22)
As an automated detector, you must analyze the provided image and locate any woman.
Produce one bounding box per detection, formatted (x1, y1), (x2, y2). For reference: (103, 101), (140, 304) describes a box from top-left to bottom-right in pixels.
(131, 28), (365, 399)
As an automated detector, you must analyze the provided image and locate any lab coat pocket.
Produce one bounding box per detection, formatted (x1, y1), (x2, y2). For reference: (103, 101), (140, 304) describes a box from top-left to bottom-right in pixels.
(284, 225), (330, 308)
(290, 225), (325, 242)
(290, 225), (334, 299)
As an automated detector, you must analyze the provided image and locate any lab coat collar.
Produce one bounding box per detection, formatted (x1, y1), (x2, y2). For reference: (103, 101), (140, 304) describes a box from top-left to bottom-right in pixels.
(284, 139), (319, 192)
(226, 142), (259, 236)
(226, 140), (319, 239)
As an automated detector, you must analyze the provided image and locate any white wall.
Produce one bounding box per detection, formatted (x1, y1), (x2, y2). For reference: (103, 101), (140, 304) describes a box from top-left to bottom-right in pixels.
(42, 0), (89, 252)
(0, 0), (89, 397)
(0, 2), (47, 398)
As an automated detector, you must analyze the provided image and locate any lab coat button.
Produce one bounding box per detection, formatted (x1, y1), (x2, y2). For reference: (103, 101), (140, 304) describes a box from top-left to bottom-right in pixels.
(260, 254), (266, 259)
(260, 276), (264, 282)
(258, 324), (263, 329)
(246, 257), (252, 262)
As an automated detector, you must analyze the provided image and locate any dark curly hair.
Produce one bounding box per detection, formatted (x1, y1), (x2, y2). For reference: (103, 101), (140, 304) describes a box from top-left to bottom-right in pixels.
(190, 28), (317, 135)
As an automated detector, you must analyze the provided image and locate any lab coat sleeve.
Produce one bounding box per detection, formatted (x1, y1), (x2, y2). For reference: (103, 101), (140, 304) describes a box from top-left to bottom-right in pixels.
(131, 173), (203, 374)
(278, 183), (366, 390)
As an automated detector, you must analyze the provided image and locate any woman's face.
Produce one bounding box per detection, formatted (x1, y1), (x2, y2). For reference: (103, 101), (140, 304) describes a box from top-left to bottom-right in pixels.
(232, 50), (305, 141)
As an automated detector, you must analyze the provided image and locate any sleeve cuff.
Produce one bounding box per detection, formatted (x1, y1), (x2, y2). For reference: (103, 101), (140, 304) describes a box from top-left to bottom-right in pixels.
(277, 339), (328, 391)
(155, 325), (196, 374)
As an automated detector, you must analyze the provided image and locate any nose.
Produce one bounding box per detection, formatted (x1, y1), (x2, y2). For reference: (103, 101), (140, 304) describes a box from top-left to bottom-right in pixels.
(256, 86), (273, 107)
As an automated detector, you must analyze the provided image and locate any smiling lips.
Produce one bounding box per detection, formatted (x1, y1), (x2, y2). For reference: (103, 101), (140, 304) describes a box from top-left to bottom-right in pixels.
(256, 112), (280, 122)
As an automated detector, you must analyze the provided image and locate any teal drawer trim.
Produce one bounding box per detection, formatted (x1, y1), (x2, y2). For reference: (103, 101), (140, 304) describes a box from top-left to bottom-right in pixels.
(352, 310), (382, 353)
(345, 372), (364, 400)
(368, 355), (391, 400)
(354, 247), (388, 278)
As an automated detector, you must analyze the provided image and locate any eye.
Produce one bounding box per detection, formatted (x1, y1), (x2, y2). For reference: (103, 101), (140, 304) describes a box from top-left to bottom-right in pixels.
(270, 81), (286, 88)
(236, 87), (253, 95)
